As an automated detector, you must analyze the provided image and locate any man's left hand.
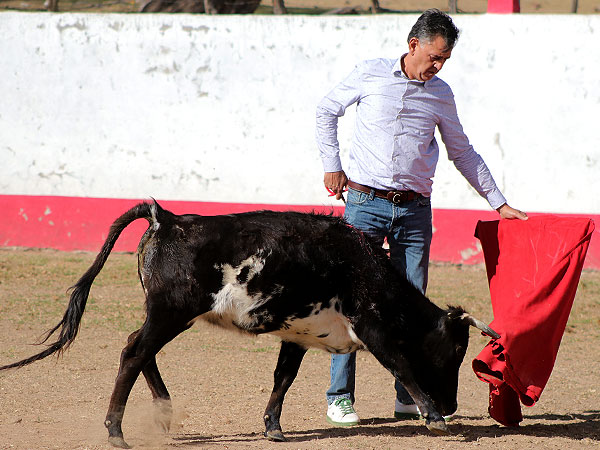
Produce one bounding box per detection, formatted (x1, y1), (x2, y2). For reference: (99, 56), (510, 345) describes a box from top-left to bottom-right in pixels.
(497, 203), (528, 220)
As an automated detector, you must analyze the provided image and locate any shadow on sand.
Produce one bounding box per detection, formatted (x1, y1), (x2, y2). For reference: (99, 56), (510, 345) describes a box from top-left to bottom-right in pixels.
(170, 411), (600, 446)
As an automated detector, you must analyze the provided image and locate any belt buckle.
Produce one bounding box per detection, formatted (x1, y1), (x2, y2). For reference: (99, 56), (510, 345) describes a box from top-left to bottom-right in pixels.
(386, 191), (405, 204)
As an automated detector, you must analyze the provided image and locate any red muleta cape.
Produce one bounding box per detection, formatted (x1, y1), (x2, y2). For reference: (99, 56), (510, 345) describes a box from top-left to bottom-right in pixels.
(472, 215), (595, 426)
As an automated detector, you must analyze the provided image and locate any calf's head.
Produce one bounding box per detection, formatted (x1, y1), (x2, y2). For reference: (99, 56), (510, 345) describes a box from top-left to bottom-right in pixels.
(414, 306), (499, 417)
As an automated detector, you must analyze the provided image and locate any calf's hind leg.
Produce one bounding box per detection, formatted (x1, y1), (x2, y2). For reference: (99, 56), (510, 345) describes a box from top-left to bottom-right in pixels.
(120, 329), (173, 432)
(142, 356), (173, 432)
(104, 321), (189, 449)
(263, 341), (307, 441)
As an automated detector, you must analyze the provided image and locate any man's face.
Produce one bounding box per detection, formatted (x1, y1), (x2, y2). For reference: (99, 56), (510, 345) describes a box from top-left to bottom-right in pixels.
(407, 35), (453, 82)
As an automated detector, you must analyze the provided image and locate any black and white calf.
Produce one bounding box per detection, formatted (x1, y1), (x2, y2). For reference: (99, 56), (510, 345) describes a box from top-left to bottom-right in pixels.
(0, 200), (498, 448)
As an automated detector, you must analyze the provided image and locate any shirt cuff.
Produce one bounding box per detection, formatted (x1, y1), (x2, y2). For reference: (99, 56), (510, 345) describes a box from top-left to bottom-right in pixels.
(321, 155), (343, 173)
(487, 189), (508, 211)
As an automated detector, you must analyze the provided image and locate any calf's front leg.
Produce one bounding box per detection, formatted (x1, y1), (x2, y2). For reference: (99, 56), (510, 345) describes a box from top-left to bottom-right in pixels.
(399, 377), (449, 435)
(362, 340), (448, 435)
(263, 341), (307, 441)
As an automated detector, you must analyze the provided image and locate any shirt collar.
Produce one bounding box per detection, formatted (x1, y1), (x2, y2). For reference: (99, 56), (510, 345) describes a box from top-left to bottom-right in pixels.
(392, 54), (431, 87)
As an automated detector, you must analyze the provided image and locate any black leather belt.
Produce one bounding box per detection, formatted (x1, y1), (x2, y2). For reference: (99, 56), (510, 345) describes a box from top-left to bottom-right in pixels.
(347, 180), (420, 204)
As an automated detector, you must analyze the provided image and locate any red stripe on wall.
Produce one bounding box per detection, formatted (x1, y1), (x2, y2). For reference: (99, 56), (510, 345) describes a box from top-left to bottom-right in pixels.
(1, 195), (598, 269)
(0, 195), (344, 253)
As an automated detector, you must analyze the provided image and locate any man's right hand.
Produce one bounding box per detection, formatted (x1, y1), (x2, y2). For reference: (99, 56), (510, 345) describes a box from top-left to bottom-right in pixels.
(324, 171), (348, 201)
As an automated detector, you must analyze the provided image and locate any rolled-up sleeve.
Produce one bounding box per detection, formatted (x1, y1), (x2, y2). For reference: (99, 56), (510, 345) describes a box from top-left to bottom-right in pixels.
(316, 64), (363, 173)
(438, 92), (507, 210)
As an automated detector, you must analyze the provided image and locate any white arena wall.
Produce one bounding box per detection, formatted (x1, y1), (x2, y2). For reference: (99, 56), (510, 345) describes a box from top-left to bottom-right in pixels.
(1, 12), (599, 268)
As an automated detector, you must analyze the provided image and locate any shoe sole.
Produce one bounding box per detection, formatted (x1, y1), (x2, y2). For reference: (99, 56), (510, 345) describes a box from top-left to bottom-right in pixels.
(326, 416), (359, 427)
(394, 412), (421, 420)
(393, 412), (455, 422)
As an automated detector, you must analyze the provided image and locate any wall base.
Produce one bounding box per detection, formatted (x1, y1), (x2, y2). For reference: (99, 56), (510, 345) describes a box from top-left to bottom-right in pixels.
(1, 195), (597, 269)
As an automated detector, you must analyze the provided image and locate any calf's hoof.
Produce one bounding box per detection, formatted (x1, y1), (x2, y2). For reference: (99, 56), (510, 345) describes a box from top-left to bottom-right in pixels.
(425, 419), (450, 436)
(108, 436), (132, 449)
(264, 429), (286, 442)
(153, 398), (172, 433)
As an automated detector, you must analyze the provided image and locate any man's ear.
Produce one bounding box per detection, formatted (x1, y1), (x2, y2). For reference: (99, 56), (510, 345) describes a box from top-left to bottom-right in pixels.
(408, 37), (419, 55)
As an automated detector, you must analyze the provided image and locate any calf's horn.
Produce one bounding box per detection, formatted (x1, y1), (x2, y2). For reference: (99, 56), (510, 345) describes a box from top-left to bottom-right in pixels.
(461, 313), (500, 340)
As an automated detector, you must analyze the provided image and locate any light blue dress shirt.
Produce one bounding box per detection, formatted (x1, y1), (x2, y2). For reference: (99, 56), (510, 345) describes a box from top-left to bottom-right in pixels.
(316, 57), (507, 210)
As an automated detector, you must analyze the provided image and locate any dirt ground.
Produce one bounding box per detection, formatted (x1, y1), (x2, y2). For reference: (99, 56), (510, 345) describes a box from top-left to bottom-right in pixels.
(0, 247), (599, 450)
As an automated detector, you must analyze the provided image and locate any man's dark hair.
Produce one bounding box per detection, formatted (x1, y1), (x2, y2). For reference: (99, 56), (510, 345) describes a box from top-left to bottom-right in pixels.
(407, 9), (460, 50)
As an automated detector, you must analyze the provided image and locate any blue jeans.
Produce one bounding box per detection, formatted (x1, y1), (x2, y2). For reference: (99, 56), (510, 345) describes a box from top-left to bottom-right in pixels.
(326, 187), (432, 406)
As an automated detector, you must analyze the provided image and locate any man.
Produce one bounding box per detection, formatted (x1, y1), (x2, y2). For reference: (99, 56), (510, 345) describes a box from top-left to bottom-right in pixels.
(315, 9), (528, 427)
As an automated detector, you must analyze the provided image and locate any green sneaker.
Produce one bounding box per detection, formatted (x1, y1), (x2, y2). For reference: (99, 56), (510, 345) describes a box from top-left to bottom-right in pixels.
(326, 397), (360, 426)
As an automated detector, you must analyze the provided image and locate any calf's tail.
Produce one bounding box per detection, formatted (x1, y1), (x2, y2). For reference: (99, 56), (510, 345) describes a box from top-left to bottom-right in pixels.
(0, 201), (159, 371)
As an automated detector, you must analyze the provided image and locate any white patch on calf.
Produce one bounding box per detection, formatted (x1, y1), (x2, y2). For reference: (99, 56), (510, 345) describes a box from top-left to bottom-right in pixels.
(210, 253), (275, 329)
(150, 202), (160, 230)
(204, 255), (364, 354)
(272, 299), (365, 353)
